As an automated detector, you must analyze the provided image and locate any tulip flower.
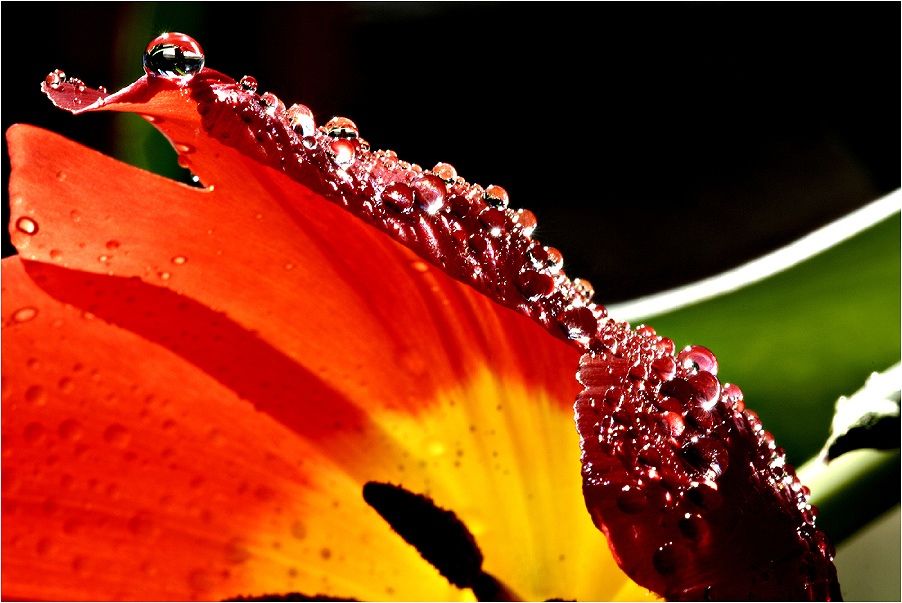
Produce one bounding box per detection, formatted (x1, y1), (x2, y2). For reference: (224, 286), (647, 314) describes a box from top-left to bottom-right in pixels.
(3, 31), (896, 602)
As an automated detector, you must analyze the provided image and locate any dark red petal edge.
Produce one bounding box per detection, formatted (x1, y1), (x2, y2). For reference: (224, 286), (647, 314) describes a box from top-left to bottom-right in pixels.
(42, 70), (841, 601)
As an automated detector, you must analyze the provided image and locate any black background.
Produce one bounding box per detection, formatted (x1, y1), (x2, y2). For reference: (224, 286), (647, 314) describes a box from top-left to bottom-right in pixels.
(2, 2), (899, 303)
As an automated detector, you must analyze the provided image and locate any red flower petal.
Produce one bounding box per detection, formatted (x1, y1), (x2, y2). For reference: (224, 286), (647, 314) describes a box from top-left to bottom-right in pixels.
(4, 42), (841, 600)
(4, 86), (644, 600)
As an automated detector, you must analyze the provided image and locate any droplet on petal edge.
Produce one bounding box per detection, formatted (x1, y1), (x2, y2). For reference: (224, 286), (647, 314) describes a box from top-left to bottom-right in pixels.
(34, 35), (840, 601)
(143, 32), (205, 80)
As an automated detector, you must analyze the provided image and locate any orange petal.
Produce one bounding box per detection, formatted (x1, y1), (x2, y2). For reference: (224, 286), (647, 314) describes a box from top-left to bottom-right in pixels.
(4, 121), (648, 600)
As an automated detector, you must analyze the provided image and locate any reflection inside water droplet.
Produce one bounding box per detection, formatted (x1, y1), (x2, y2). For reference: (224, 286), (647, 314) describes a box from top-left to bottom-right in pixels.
(143, 33), (205, 80)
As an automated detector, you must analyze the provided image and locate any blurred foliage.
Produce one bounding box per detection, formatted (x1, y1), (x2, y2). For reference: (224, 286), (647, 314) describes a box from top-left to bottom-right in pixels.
(646, 213), (900, 467)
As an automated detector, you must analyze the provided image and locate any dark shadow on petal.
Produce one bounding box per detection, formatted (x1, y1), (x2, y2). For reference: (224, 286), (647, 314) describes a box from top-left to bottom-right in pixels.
(22, 259), (402, 475)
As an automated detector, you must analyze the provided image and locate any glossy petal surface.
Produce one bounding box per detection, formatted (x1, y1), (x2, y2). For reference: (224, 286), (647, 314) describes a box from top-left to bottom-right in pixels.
(3, 113), (646, 600)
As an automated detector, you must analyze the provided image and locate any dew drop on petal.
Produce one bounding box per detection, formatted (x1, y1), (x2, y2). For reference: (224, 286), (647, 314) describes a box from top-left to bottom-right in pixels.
(45, 69), (66, 89)
(484, 184), (510, 209)
(381, 183), (415, 213)
(103, 424), (131, 448)
(238, 75), (258, 93)
(171, 256), (187, 265)
(329, 139), (356, 169)
(512, 208), (537, 237)
(12, 307), (38, 323)
(287, 104), (317, 138)
(324, 116), (359, 139)
(24, 385), (47, 406)
(58, 419), (84, 442)
(432, 162), (458, 182)
(653, 541), (690, 577)
(616, 486), (648, 515)
(678, 345), (718, 375)
(15, 217), (38, 235)
(411, 174), (447, 214)
(142, 33), (205, 80)
(23, 422), (47, 444)
(572, 277), (595, 302)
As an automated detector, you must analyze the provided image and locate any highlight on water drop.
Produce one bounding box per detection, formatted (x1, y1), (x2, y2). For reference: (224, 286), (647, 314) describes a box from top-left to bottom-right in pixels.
(143, 33), (205, 80)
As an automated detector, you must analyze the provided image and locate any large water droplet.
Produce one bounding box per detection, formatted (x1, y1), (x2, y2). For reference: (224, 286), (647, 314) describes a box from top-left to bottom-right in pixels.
(143, 33), (205, 80)
(381, 183), (415, 213)
(15, 217), (38, 235)
(411, 174), (447, 214)
(328, 139), (356, 169)
(432, 162), (458, 182)
(484, 184), (509, 209)
(238, 75), (258, 93)
(45, 69), (66, 89)
(324, 116), (359, 139)
(678, 345), (718, 375)
(12, 307), (38, 323)
(103, 424), (131, 448)
(512, 208), (537, 238)
(287, 104), (317, 138)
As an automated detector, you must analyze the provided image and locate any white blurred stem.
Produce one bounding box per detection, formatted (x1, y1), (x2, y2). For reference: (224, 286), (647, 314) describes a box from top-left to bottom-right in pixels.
(607, 189), (901, 323)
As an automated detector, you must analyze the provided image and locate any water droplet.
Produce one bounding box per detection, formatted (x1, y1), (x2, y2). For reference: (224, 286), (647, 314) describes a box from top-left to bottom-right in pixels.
(529, 245), (563, 274)
(512, 209), (537, 237)
(290, 520), (307, 540)
(411, 174), (447, 214)
(103, 424), (130, 448)
(105, 240), (121, 250)
(682, 438), (729, 480)
(24, 385), (46, 405)
(23, 422), (46, 444)
(572, 277), (594, 301)
(516, 270), (554, 300)
(49, 249), (63, 261)
(678, 345), (718, 375)
(653, 541), (690, 576)
(35, 537), (56, 556)
(58, 419), (84, 441)
(381, 183), (415, 213)
(616, 486), (648, 514)
(171, 256), (187, 265)
(432, 162), (458, 182)
(158, 272), (171, 280)
(259, 92), (285, 117)
(721, 382), (745, 411)
(484, 184), (510, 209)
(659, 411), (685, 437)
(15, 217), (38, 235)
(174, 142), (195, 154)
(223, 537), (252, 565)
(559, 306), (597, 341)
(143, 33), (205, 80)
(238, 75), (258, 93)
(58, 377), (75, 394)
(45, 69), (66, 89)
(689, 371), (721, 409)
(68, 77), (86, 92)
(651, 355), (677, 381)
(324, 116), (359, 139)
(478, 207), (506, 236)
(12, 307), (38, 323)
(328, 138), (356, 169)
(129, 511), (158, 537)
(678, 513), (709, 541)
(287, 104), (317, 138)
